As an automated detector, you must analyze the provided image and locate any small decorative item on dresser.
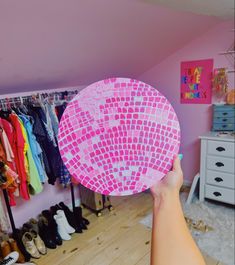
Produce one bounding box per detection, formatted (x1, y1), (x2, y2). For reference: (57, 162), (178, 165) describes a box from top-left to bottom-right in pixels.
(212, 104), (235, 131)
(199, 132), (235, 205)
(226, 89), (235, 105)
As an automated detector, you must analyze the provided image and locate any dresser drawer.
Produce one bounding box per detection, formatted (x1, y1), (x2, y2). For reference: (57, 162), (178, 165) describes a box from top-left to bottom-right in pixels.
(213, 117), (235, 123)
(205, 185), (235, 205)
(206, 170), (235, 189)
(212, 123), (235, 131)
(214, 111), (235, 118)
(208, 140), (235, 157)
(207, 156), (235, 173)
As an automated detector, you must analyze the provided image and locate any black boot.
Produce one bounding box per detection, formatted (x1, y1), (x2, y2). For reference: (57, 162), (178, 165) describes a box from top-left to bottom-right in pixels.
(12, 229), (31, 262)
(74, 206), (88, 230)
(38, 215), (57, 249)
(58, 202), (83, 233)
(41, 210), (63, 246)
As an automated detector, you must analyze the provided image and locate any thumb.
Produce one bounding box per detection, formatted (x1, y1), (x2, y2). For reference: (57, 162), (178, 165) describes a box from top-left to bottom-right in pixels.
(173, 155), (182, 173)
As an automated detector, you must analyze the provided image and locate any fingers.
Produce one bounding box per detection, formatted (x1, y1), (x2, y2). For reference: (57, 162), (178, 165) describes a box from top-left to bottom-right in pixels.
(173, 155), (182, 173)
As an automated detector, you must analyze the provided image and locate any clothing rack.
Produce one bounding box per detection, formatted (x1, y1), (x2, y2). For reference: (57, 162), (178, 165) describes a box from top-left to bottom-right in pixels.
(0, 88), (80, 234)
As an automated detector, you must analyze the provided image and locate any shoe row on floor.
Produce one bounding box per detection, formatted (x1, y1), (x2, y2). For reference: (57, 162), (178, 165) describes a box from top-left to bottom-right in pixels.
(0, 202), (89, 264)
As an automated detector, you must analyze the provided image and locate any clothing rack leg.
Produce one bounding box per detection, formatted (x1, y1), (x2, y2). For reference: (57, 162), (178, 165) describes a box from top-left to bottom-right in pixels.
(2, 189), (16, 234)
(70, 183), (76, 213)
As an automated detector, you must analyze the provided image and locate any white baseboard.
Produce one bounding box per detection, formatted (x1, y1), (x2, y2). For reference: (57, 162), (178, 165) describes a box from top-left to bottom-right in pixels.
(183, 180), (192, 187)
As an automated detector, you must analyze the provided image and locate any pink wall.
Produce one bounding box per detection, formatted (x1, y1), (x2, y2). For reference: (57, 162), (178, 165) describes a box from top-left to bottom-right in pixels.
(12, 183), (80, 228)
(139, 20), (235, 183)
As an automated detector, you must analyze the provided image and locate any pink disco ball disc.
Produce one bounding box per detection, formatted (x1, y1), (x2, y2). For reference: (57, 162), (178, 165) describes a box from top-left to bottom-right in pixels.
(58, 78), (180, 196)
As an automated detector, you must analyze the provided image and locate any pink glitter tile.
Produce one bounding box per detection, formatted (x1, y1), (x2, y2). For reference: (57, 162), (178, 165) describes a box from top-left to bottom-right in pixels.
(58, 78), (180, 196)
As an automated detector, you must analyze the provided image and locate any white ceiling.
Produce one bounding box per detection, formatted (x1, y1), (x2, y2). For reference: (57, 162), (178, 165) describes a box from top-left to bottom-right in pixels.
(143, 0), (235, 19)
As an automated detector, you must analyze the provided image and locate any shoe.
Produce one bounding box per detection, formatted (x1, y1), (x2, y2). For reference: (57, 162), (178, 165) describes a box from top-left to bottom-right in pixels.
(53, 215), (71, 241)
(28, 219), (39, 234)
(22, 223), (33, 234)
(41, 211), (62, 246)
(56, 210), (75, 234)
(22, 233), (40, 259)
(0, 241), (11, 258)
(58, 202), (76, 229)
(29, 230), (47, 255)
(74, 207), (88, 230)
(38, 215), (57, 249)
(0, 251), (19, 265)
(8, 238), (25, 263)
(12, 229), (31, 262)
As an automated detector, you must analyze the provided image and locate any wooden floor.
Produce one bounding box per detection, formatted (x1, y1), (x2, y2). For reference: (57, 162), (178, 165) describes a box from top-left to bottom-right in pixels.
(33, 193), (223, 265)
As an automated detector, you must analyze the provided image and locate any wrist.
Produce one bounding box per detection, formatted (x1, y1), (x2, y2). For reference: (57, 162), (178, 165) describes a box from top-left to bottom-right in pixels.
(153, 189), (180, 210)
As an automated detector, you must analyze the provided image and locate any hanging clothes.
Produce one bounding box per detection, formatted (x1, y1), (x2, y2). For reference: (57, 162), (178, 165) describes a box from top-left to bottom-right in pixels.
(8, 113), (30, 200)
(55, 103), (72, 188)
(18, 117), (43, 195)
(28, 106), (62, 185)
(19, 115), (47, 184)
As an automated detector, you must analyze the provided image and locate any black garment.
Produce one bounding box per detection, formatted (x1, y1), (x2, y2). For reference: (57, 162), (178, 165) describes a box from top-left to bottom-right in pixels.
(28, 106), (62, 185)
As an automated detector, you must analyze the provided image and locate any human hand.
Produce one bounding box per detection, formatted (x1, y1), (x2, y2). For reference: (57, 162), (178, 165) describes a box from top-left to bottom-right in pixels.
(150, 155), (183, 201)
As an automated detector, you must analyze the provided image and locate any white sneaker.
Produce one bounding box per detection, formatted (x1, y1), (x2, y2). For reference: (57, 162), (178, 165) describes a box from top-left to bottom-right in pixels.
(54, 215), (71, 241)
(14, 262), (36, 265)
(0, 251), (19, 265)
(57, 210), (75, 234)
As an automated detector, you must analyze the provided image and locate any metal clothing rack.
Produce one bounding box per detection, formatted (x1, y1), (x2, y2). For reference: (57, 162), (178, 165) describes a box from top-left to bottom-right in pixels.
(0, 89), (79, 234)
(2, 185), (76, 235)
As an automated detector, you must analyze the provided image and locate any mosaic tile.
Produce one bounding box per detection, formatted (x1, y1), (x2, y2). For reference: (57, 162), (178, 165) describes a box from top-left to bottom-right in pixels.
(58, 78), (180, 196)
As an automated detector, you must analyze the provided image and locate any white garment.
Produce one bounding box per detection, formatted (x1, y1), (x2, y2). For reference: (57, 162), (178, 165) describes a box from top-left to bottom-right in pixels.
(0, 192), (10, 232)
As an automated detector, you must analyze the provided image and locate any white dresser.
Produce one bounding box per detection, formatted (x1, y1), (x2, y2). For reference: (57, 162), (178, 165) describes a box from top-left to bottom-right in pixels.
(199, 132), (235, 205)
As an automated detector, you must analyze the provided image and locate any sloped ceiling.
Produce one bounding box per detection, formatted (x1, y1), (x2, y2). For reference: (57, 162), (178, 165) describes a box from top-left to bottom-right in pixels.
(144, 0), (234, 19)
(0, 0), (222, 94)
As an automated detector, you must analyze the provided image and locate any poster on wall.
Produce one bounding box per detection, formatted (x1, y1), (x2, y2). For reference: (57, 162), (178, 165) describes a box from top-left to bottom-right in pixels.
(180, 59), (213, 104)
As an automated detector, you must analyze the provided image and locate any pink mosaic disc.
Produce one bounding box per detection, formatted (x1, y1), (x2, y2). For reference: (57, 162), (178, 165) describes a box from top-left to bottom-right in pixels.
(58, 78), (180, 196)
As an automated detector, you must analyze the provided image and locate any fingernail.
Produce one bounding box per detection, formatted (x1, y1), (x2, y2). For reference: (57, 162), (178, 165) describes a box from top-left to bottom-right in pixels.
(178, 154), (183, 160)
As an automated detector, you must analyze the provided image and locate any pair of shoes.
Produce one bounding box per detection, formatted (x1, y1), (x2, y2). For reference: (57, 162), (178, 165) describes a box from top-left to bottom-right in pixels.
(12, 229), (31, 262)
(0, 239), (25, 263)
(38, 212), (62, 249)
(0, 251), (19, 265)
(22, 231), (46, 259)
(58, 202), (89, 233)
(53, 210), (75, 241)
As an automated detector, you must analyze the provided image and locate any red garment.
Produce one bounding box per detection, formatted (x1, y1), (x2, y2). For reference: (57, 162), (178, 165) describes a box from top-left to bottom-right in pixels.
(8, 114), (30, 200)
(0, 118), (16, 171)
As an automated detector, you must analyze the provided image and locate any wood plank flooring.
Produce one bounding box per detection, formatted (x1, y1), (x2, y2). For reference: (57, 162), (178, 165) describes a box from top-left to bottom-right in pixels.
(33, 193), (223, 265)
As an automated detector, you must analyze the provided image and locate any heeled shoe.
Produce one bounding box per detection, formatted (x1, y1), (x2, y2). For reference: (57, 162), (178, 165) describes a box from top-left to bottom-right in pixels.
(22, 233), (40, 259)
(56, 210), (75, 234)
(53, 215), (71, 241)
(58, 202), (84, 233)
(41, 210), (62, 246)
(8, 238), (25, 263)
(38, 215), (57, 249)
(74, 207), (88, 230)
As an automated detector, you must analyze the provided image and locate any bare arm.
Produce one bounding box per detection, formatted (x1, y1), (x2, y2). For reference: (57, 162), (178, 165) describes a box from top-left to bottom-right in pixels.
(150, 156), (206, 265)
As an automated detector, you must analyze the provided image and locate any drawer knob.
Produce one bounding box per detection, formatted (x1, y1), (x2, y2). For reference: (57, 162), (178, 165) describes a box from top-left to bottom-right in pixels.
(215, 162), (224, 167)
(222, 125), (227, 128)
(222, 112), (228, 116)
(213, 192), (222, 197)
(222, 119), (227, 122)
(214, 177), (223, 182)
(216, 147), (225, 152)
